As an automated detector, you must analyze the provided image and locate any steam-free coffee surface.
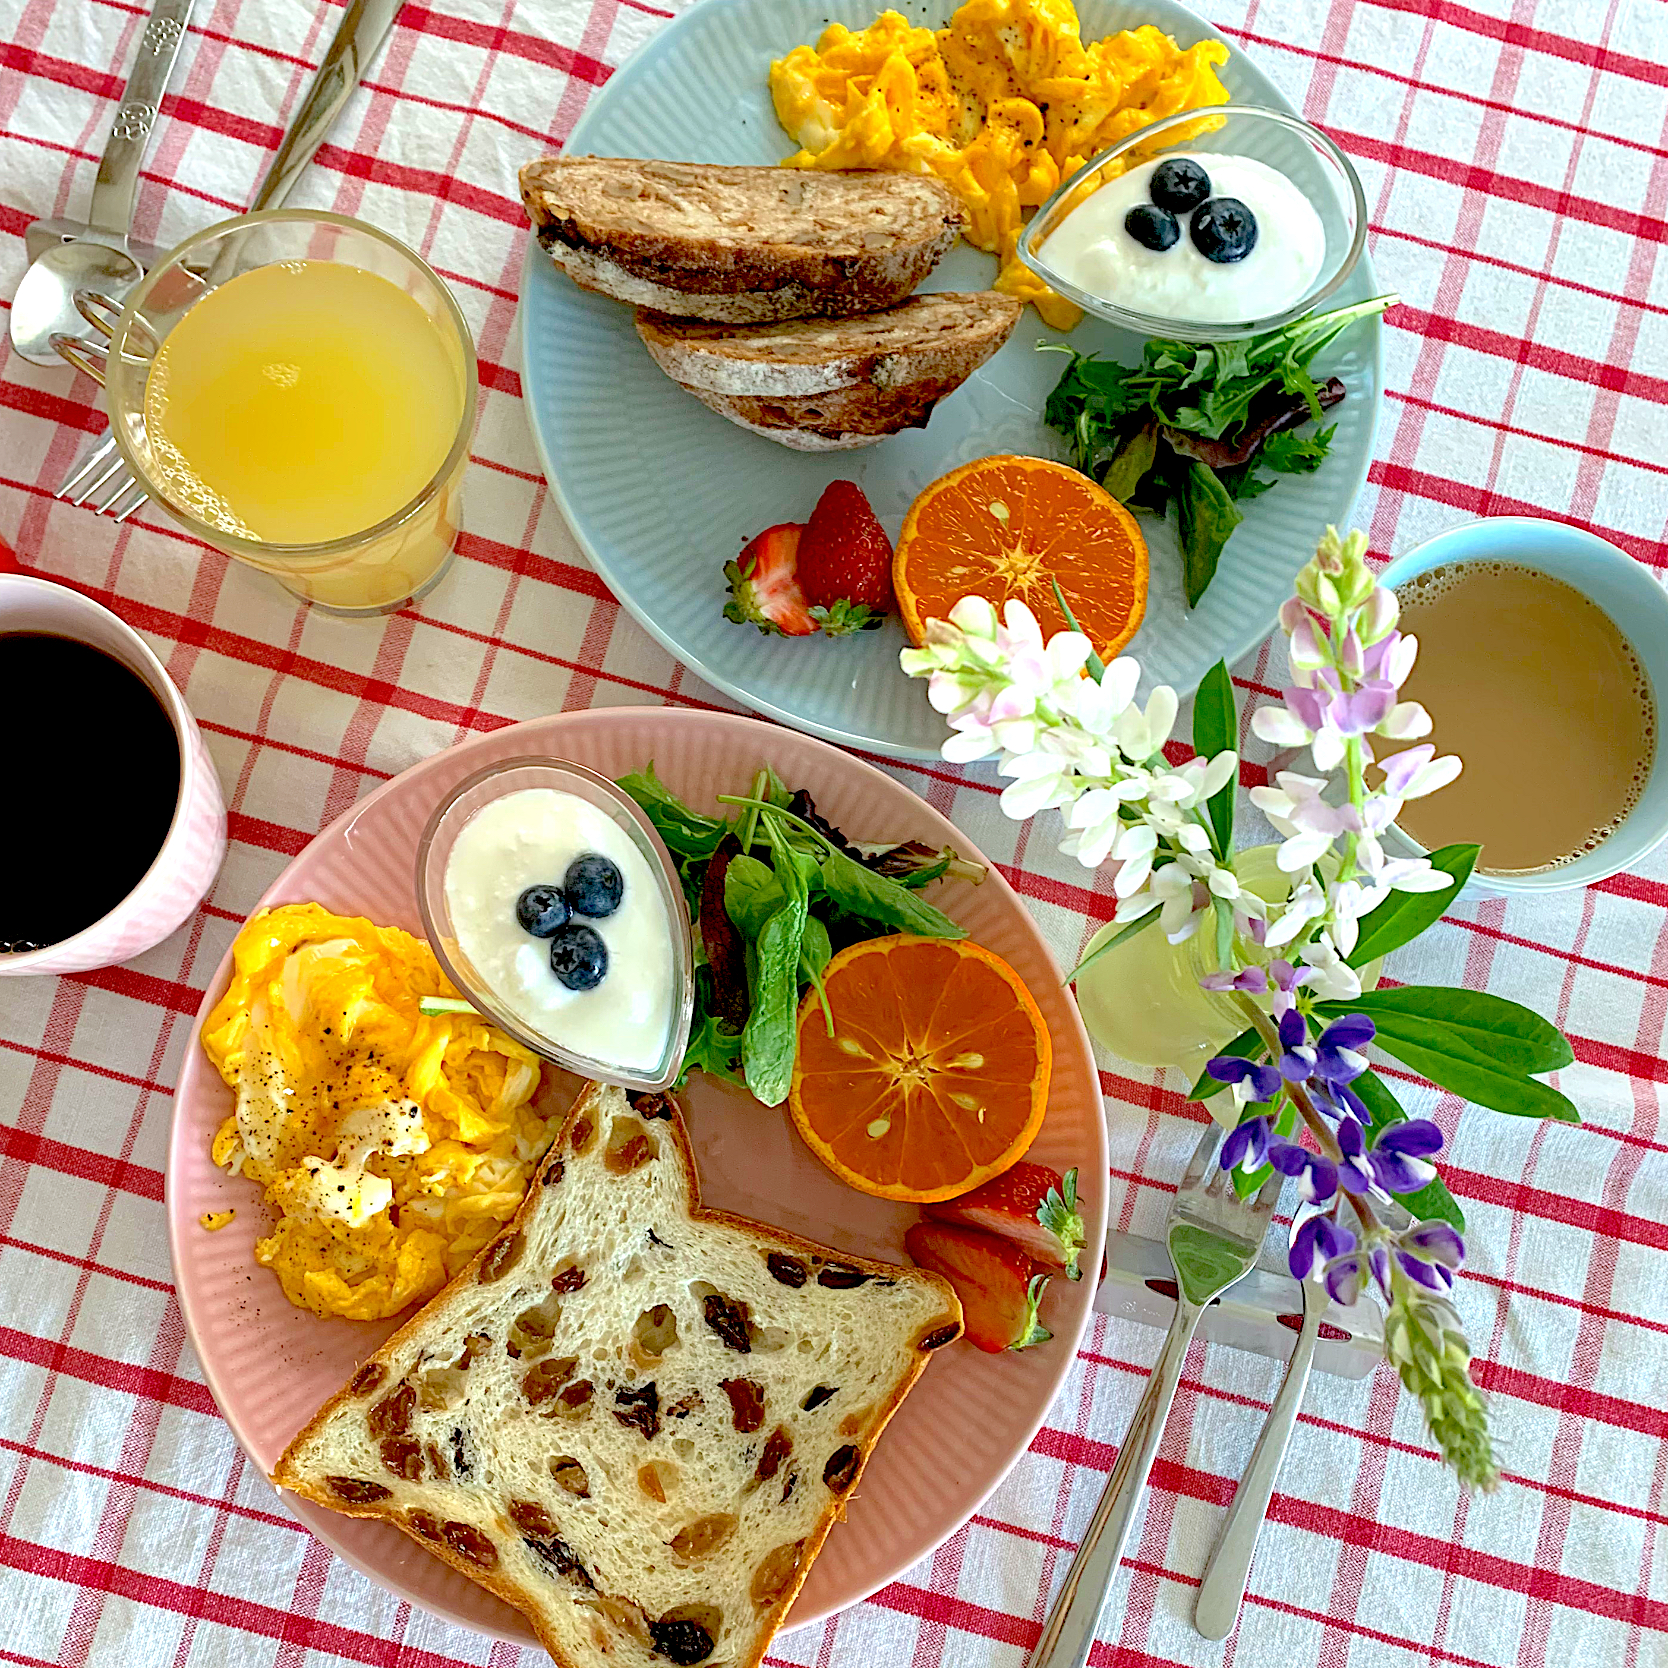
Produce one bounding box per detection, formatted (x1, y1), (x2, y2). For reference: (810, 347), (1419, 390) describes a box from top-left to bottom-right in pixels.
(1382, 562), (1656, 874)
(2, 633), (181, 950)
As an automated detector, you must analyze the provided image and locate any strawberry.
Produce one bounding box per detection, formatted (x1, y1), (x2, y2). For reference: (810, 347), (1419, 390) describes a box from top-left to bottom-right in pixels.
(795, 480), (894, 636)
(904, 1220), (1052, 1353)
(722, 523), (816, 637)
(925, 1164), (1085, 1281)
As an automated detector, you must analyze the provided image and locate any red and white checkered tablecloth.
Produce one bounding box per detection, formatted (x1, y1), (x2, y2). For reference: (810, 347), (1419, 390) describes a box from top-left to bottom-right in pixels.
(3, 0), (1667, 1663)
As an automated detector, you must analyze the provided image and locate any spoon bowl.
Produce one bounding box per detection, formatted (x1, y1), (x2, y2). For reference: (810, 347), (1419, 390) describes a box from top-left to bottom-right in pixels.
(9, 238), (143, 367)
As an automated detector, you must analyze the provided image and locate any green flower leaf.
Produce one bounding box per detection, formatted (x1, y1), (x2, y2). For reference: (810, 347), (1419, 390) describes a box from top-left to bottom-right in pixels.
(1191, 660), (1237, 858)
(1345, 845), (1480, 967)
(1318, 986), (1574, 1075)
(1317, 996), (1580, 1123)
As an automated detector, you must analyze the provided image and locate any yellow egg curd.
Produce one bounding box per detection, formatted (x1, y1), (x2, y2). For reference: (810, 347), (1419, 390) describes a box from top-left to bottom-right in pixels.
(202, 902), (557, 1321)
(769, 0), (1230, 326)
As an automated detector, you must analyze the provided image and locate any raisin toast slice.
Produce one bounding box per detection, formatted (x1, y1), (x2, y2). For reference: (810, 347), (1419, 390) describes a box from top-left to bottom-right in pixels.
(520, 156), (963, 323)
(274, 1085), (962, 1668)
(635, 292), (1022, 451)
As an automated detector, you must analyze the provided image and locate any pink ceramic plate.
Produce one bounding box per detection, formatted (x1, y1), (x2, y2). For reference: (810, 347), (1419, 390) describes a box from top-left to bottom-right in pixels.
(168, 708), (1107, 1644)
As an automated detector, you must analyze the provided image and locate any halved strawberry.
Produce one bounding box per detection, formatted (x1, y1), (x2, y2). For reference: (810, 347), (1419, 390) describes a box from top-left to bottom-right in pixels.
(926, 1164), (1085, 1281)
(904, 1220), (1052, 1353)
(723, 523), (815, 636)
(796, 480), (894, 636)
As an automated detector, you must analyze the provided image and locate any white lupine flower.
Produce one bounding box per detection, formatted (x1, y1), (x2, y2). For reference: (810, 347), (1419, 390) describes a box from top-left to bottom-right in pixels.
(948, 594), (998, 640)
(1113, 686), (1179, 761)
(1377, 701), (1433, 739)
(1058, 792), (1135, 870)
(1358, 584), (1398, 644)
(1066, 656), (1141, 736)
(903, 540), (1465, 989)
(1300, 931), (1362, 1000)
(998, 745), (1084, 820)
(1264, 876), (1328, 948)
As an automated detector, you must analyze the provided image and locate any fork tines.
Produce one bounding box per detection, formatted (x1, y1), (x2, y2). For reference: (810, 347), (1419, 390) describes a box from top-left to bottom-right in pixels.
(57, 433), (149, 522)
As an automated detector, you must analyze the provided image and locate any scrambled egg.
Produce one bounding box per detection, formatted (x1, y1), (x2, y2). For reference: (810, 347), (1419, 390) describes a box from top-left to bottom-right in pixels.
(770, 0), (1230, 326)
(203, 903), (555, 1322)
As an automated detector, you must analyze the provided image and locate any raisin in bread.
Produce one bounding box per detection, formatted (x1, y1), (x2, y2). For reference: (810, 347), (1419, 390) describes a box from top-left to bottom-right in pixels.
(634, 292), (1022, 450)
(273, 1084), (962, 1668)
(520, 156), (963, 323)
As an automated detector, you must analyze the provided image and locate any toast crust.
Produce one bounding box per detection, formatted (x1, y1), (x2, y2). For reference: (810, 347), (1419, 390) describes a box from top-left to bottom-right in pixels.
(635, 293), (1022, 450)
(273, 1086), (961, 1668)
(521, 156), (963, 322)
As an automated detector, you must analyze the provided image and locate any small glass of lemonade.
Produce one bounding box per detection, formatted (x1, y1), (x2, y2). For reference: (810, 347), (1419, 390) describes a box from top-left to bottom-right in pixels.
(102, 211), (477, 616)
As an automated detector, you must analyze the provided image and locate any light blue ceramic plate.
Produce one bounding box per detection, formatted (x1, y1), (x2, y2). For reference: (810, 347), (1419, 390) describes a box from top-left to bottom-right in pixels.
(519, 0), (1384, 758)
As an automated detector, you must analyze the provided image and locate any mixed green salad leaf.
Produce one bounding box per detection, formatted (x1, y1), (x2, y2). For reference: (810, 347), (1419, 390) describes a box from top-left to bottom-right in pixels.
(1042, 295), (1395, 607)
(617, 764), (986, 1107)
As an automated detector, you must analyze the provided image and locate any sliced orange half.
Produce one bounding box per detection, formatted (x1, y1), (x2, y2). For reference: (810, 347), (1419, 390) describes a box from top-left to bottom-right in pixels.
(788, 935), (1052, 1203)
(893, 454), (1148, 658)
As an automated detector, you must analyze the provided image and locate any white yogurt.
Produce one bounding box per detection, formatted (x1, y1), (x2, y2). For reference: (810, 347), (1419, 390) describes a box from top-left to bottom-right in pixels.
(1040, 152), (1326, 323)
(444, 788), (674, 1072)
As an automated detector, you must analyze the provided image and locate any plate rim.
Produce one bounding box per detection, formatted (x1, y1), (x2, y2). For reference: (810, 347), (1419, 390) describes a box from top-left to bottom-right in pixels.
(520, 0), (1385, 759)
(167, 704), (1109, 1642)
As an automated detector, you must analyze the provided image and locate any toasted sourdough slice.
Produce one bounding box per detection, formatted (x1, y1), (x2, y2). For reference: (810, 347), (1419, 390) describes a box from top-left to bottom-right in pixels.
(635, 292), (1023, 451)
(520, 156), (963, 323)
(274, 1085), (962, 1668)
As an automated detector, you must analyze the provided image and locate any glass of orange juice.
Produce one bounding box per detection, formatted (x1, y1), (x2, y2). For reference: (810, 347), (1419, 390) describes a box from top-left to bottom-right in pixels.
(101, 211), (477, 616)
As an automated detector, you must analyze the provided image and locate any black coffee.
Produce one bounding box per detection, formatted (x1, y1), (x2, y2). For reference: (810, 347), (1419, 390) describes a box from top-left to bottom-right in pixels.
(2, 632), (182, 951)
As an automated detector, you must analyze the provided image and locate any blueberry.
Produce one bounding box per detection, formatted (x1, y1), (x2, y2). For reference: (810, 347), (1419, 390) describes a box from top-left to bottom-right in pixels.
(1190, 197), (1258, 264)
(1150, 158), (1211, 213)
(564, 853), (623, 919)
(1124, 203), (1180, 253)
(549, 923), (608, 991)
(516, 884), (570, 937)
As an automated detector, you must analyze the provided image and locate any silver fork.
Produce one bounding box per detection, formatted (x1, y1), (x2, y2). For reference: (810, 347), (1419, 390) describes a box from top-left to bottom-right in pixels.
(1029, 1123), (1283, 1668)
(52, 0), (404, 521)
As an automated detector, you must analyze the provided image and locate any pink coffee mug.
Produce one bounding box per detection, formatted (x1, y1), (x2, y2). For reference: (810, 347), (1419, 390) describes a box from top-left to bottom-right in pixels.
(0, 571), (227, 976)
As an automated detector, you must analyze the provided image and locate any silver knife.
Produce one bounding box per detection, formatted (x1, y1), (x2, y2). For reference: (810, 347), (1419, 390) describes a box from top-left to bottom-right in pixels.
(245, 0), (405, 214)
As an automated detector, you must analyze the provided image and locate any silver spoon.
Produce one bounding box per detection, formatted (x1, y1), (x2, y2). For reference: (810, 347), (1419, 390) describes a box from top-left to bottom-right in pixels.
(10, 0), (195, 365)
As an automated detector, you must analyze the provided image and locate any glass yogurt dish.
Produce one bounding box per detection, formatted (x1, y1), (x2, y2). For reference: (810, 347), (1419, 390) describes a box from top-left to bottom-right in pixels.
(417, 758), (694, 1094)
(1017, 106), (1368, 342)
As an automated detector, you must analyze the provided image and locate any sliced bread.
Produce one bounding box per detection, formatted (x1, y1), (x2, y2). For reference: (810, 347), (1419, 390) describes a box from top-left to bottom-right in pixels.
(520, 156), (963, 323)
(635, 292), (1023, 451)
(273, 1084), (962, 1668)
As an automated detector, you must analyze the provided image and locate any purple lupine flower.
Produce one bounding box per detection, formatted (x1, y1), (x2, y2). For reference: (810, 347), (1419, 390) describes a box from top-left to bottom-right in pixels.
(1276, 1006), (1318, 1082)
(1314, 1014), (1374, 1084)
(1311, 1075), (1371, 1124)
(1266, 959), (1307, 1016)
(1320, 1249), (1364, 1306)
(1198, 966), (1269, 994)
(1394, 1219), (1466, 1291)
(1289, 1212), (1356, 1281)
(1268, 1138), (1338, 1204)
(1207, 1054), (1283, 1104)
(1220, 1115), (1271, 1172)
(1323, 1239), (1396, 1306)
(1367, 1119), (1444, 1193)
(1334, 1117), (1375, 1194)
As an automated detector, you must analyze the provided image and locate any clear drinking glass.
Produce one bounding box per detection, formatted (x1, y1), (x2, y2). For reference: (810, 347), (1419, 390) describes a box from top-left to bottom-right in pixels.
(101, 210), (478, 616)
